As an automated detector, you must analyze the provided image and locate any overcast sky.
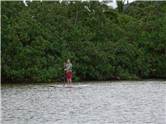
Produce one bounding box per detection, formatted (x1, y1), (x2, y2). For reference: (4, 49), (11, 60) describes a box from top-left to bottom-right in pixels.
(22, 0), (136, 8)
(107, 0), (136, 8)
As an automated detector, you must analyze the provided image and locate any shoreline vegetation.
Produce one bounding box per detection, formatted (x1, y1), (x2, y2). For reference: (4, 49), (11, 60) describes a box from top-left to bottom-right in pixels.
(2, 80), (166, 87)
(2, 79), (166, 85)
(2, 1), (166, 83)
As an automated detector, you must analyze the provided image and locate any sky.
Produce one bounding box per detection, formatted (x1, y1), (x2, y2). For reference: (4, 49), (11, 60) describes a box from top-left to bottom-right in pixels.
(107, 0), (136, 8)
(22, 0), (136, 8)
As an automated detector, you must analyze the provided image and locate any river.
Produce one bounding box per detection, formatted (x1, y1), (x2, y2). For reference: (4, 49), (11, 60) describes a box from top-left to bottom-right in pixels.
(1, 81), (166, 124)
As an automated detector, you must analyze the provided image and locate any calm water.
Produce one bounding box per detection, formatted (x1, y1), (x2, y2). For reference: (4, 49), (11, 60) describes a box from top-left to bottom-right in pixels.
(1, 81), (166, 124)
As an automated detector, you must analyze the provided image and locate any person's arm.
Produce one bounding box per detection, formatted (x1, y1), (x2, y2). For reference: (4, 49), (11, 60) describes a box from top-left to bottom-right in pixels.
(70, 63), (72, 71)
(65, 64), (70, 71)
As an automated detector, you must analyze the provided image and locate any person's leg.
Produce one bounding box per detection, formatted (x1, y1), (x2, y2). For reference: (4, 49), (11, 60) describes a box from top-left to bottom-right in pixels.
(64, 72), (66, 86)
(67, 79), (69, 85)
(66, 71), (69, 85)
(70, 71), (72, 84)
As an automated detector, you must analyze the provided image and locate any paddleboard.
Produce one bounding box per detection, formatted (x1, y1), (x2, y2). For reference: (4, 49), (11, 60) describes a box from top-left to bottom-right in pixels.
(49, 84), (88, 88)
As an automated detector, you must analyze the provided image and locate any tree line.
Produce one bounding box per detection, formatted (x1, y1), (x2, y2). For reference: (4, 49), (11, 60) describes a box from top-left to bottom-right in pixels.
(2, 1), (166, 83)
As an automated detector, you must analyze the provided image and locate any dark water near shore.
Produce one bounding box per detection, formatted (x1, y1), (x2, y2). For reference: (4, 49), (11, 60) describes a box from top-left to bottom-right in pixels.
(1, 81), (166, 124)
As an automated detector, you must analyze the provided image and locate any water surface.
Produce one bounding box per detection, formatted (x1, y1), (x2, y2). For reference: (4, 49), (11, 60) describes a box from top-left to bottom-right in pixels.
(1, 81), (166, 124)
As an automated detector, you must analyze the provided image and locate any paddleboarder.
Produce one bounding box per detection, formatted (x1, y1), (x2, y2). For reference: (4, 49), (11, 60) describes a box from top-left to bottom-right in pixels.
(64, 59), (73, 85)
(63, 61), (67, 86)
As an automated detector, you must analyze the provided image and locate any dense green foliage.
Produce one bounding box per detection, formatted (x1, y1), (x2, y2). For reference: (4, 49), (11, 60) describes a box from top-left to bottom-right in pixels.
(2, 1), (166, 83)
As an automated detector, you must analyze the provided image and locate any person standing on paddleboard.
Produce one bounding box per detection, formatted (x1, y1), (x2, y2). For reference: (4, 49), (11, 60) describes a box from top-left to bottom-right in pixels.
(64, 59), (73, 85)
(64, 62), (67, 85)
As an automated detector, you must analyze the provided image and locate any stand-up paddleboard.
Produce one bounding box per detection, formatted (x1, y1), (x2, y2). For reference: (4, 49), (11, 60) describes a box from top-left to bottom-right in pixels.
(65, 85), (88, 88)
(49, 84), (89, 88)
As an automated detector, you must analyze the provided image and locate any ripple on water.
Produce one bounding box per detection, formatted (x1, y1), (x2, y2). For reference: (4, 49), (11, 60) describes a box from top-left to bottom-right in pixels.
(2, 81), (166, 124)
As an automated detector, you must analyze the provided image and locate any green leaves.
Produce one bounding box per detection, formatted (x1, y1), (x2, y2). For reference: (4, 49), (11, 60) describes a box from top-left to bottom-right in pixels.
(1, 1), (166, 83)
